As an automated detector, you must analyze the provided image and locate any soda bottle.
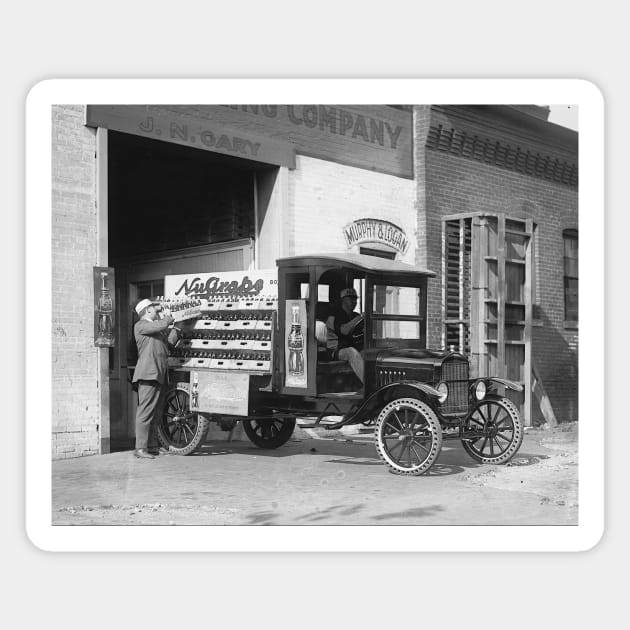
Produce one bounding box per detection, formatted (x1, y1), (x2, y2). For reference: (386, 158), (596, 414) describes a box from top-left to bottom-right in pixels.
(287, 305), (305, 376)
(96, 271), (114, 346)
(191, 372), (199, 409)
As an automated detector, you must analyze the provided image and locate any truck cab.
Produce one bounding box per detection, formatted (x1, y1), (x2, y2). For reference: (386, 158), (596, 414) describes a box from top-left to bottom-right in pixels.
(276, 253), (431, 398)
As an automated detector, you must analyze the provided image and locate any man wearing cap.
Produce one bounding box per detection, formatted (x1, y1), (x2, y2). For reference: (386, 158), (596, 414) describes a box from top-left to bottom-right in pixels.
(326, 287), (364, 384)
(132, 298), (181, 459)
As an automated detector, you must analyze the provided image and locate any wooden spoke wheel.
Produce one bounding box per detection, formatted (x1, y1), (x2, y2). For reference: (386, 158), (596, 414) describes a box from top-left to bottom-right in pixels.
(242, 418), (296, 449)
(461, 397), (523, 464)
(157, 385), (209, 455)
(375, 398), (443, 475)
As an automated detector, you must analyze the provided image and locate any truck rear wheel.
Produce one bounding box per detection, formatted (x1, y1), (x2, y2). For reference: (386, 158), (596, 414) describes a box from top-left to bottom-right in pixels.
(375, 398), (442, 475)
(157, 384), (209, 455)
(243, 418), (296, 449)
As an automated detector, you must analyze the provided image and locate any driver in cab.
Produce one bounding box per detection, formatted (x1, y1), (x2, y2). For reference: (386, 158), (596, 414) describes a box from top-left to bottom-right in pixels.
(326, 287), (364, 384)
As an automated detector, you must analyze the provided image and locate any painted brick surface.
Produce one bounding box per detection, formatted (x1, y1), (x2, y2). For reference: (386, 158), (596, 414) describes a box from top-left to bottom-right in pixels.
(52, 105), (100, 459)
(288, 155), (415, 260)
(415, 106), (578, 422)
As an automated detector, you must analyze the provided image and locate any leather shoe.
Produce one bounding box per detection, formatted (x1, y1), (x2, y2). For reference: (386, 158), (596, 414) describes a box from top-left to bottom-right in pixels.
(149, 447), (175, 456)
(134, 449), (155, 459)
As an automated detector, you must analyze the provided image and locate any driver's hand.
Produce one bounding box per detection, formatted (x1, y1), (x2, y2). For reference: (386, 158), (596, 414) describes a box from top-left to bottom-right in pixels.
(349, 314), (363, 331)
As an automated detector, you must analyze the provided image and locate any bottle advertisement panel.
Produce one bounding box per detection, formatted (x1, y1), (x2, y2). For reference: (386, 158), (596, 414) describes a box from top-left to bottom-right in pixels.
(285, 299), (307, 388)
(189, 370), (249, 416)
(94, 266), (115, 347)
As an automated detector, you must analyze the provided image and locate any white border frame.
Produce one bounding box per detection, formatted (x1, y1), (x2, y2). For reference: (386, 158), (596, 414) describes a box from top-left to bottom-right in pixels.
(26, 79), (604, 552)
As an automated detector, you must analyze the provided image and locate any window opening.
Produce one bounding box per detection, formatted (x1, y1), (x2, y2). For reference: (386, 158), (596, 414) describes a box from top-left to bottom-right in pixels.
(563, 229), (578, 321)
(359, 246), (396, 260)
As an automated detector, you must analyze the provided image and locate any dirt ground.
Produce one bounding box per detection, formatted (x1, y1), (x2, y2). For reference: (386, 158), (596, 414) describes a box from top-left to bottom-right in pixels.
(460, 422), (579, 510)
(52, 422), (578, 526)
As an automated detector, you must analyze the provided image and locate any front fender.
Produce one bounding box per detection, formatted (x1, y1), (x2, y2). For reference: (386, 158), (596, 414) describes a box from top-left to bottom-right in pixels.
(342, 380), (440, 425)
(474, 377), (523, 392)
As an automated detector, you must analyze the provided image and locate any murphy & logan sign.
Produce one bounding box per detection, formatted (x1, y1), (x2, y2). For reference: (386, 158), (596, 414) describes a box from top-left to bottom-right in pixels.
(343, 218), (409, 255)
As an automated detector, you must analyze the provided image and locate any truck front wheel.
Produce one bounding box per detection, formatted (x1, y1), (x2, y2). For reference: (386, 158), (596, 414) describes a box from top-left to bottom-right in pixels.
(461, 396), (523, 464)
(375, 398), (443, 475)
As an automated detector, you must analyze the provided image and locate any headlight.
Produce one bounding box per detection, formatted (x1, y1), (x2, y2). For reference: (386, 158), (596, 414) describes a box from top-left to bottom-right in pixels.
(436, 381), (448, 403)
(475, 380), (487, 401)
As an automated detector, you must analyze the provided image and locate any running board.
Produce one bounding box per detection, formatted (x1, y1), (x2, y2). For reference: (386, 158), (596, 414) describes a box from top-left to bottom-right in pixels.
(299, 423), (339, 429)
(323, 391), (362, 397)
(298, 417), (344, 429)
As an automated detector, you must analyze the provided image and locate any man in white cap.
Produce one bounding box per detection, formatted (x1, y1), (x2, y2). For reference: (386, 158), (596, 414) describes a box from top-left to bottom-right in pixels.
(326, 287), (364, 384)
(132, 298), (181, 458)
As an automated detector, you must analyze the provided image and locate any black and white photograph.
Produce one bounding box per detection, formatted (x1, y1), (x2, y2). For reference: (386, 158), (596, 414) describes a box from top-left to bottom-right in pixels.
(25, 82), (602, 552)
(7, 2), (626, 626)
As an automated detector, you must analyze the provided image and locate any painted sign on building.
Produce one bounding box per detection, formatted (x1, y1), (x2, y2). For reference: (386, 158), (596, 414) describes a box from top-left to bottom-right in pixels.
(220, 105), (413, 178)
(164, 270), (277, 300)
(343, 218), (409, 255)
(85, 106), (296, 168)
(85, 104), (412, 178)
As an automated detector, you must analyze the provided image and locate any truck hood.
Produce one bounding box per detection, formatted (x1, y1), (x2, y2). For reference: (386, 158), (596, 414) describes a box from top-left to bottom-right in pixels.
(376, 348), (465, 367)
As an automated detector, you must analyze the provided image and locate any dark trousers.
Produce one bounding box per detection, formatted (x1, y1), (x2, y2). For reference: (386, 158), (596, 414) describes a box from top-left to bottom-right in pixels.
(135, 380), (166, 450)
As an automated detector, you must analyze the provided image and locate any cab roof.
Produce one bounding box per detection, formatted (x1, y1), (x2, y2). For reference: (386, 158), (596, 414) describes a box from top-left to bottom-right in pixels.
(276, 253), (436, 278)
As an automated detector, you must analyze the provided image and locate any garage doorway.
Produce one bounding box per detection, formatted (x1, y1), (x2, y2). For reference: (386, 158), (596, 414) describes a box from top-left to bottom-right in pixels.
(106, 129), (264, 450)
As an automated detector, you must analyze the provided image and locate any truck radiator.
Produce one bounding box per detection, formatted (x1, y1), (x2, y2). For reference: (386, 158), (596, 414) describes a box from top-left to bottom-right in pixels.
(439, 359), (469, 415)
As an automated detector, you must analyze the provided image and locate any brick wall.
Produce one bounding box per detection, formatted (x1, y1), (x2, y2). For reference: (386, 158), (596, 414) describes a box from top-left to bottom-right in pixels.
(413, 106), (437, 335)
(52, 105), (100, 459)
(416, 106), (578, 422)
(288, 155), (415, 260)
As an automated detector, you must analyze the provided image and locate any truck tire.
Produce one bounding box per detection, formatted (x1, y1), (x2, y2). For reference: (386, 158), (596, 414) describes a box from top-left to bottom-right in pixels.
(157, 383), (210, 455)
(243, 418), (296, 449)
(461, 396), (523, 464)
(375, 397), (442, 475)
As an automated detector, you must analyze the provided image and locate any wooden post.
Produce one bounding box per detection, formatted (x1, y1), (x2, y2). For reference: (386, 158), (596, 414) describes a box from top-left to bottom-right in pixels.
(441, 220), (446, 350)
(96, 128), (110, 455)
(459, 219), (465, 352)
(532, 362), (558, 427)
(470, 216), (484, 379)
(524, 219), (533, 426)
(497, 214), (506, 379)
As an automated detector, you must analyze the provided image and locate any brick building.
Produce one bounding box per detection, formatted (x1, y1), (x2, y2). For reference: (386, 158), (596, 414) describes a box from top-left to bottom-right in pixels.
(51, 104), (578, 459)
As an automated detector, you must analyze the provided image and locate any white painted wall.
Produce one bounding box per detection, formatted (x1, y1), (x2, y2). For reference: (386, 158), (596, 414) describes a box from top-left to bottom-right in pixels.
(287, 155), (416, 262)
